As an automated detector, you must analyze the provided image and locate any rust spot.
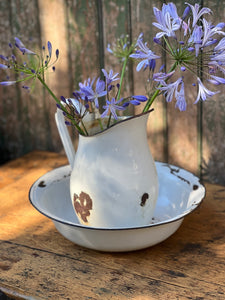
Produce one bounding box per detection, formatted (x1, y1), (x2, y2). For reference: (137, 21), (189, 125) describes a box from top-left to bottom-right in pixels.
(74, 192), (93, 223)
(163, 164), (190, 185)
(38, 180), (46, 188)
(193, 184), (199, 190)
(140, 193), (149, 206)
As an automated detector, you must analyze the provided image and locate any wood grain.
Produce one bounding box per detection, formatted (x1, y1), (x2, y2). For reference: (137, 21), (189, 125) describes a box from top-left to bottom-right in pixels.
(0, 0), (52, 160)
(201, 0), (225, 185)
(0, 152), (225, 299)
(131, 0), (167, 162)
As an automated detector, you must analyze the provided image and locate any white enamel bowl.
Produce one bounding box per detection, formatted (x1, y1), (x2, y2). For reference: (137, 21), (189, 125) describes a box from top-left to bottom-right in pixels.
(29, 162), (205, 252)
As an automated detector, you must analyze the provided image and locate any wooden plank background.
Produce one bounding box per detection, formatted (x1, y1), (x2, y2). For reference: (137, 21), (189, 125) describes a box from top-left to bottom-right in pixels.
(0, 0), (224, 185)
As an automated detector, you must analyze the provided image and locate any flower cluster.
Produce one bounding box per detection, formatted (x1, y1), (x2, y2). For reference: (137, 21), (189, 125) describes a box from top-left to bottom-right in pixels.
(130, 2), (225, 111)
(1, 2), (225, 135)
(59, 71), (147, 134)
(0, 37), (147, 135)
(0, 38), (59, 89)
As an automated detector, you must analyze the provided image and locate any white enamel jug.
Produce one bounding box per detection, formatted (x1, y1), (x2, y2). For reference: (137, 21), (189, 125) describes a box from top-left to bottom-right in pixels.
(55, 109), (158, 228)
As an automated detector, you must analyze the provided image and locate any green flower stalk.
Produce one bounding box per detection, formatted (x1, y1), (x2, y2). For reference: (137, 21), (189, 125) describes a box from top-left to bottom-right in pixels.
(0, 37), (147, 136)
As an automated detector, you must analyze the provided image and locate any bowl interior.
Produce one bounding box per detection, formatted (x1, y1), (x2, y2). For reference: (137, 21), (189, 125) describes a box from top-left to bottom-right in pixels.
(30, 162), (205, 229)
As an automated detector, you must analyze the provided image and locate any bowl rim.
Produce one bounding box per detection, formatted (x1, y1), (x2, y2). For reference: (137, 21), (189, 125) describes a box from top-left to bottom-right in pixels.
(29, 164), (206, 231)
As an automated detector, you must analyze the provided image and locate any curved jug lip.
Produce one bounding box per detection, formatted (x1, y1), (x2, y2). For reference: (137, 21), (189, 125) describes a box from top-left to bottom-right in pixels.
(80, 108), (154, 138)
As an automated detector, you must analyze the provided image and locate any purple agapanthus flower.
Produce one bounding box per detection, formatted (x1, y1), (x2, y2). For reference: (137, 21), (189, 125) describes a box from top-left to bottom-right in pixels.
(79, 77), (95, 91)
(0, 38), (59, 91)
(80, 77), (107, 108)
(195, 77), (219, 103)
(153, 71), (175, 82)
(0, 81), (16, 86)
(0, 64), (8, 69)
(106, 43), (113, 54)
(182, 19), (190, 36)
(0, 55), (8, 61)
(144, 59), (156, 71)
(157, 77), (187, 111)
(22, 85), (30, 90)
(102, 69), (120, 85)
(47, 41), (52, 58)
(182, 6), (191, 20)
(188, 25), (203, 57)
(125, 95), (148, 106)
(130, 34), (160, 71)
(213, 37), (225, 52)
(56, 49), (59, 59)
(158, 77), (183, 103)
(132, 95), (148, 102)
(210, 51), (225, 64)
(152, 2), (181, 38)
(201, 19), (225, 48)
(129, 2), (225, 112)
(14, 37), (36, 55)
(186, 2), (211, 28)
(175, 81), (187, 111)
(208, 75), (225, 85)
(101, 97), (125, 120)
(66, 97), (88, 118)
(66, 98), (82, 114)
(209, 61), (225, 76)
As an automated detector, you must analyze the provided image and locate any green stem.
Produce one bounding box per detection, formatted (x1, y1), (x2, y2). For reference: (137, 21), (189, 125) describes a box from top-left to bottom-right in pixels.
(117, 56), (128, 100)
(143, 89), (161, 113)
(97, 118), (104, 131)
(163, 36), (175, 56)
(14, 74), (35, 83)
(142, 62), (178, 113)
(37, 75), (61, 105)
(81, 120), (89, 136)
(107, 113), (112, 128)
(37, 75), (86, 136)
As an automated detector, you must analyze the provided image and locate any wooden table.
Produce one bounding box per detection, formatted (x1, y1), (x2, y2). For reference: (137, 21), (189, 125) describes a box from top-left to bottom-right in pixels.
(0, 151), (224, 300)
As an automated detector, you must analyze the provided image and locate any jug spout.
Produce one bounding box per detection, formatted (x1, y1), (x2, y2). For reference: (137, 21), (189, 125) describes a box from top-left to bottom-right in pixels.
(55, 109), (75, 168)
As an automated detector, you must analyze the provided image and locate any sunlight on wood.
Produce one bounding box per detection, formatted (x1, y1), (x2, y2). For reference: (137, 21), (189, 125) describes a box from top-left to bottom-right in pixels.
(0, 210), (53, 241)
(0, 168), (54, 240)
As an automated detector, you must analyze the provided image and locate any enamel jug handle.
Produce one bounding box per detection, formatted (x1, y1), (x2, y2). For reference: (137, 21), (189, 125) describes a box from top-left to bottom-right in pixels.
(55, 109), (75, 168)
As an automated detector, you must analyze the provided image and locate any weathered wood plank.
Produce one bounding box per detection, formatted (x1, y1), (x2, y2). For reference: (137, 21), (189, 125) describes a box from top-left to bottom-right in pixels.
(0, 0), (53, 161)
(38, 0), (72, 152)
(201, 0), (225, 185)
(103, 0), (134, 117)
(65, 0), (101, 142)
(131, 0), (167, 162)
(66, 0), (100, 85)
(0, 0), (25, 163)
(165, 0), (199, 175)
(1, 237), (224, 300)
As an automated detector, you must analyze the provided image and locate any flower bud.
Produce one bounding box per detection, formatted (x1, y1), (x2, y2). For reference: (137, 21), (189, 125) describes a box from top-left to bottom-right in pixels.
(153, 37), (161, 45)
(182, 6), (190, 20)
